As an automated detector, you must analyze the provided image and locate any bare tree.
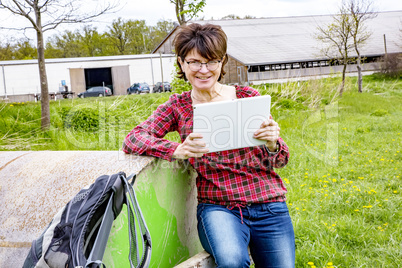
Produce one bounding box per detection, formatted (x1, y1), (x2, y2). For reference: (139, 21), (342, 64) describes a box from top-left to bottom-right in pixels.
(345, 0), (376, 93)
(316, 11), (354, 96)
(170, 0), (206, 25)
(316, 0), (376, 96)
(0, 0), (117, 129)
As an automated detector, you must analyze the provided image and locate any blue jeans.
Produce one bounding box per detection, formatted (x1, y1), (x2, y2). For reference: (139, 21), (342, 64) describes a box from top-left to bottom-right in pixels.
(197, 202), (295, 268)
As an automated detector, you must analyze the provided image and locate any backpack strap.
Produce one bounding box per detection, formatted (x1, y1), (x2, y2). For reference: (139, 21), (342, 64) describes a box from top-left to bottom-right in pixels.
(112, 172), (126, 217)
(85, 173), (151, 268)
(125, 173), (137, 186)
(85, 193), (116, 268)
(122, 173), (152, 268)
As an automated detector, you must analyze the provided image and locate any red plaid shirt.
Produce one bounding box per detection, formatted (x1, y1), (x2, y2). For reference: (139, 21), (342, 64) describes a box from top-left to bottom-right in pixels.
(123, 86), (289, 206)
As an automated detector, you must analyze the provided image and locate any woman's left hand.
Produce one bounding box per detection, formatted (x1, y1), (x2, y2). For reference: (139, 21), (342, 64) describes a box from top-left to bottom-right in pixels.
(253, 115), (280, 151)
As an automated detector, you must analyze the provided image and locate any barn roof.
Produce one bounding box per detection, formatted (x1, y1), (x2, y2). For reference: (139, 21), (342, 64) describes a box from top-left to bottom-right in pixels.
(155, 11), (402, 66)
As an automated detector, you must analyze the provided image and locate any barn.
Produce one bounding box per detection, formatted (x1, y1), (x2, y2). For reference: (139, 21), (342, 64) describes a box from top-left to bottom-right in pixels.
(0, 54), (176, 102)
(153, 11), (402, 85)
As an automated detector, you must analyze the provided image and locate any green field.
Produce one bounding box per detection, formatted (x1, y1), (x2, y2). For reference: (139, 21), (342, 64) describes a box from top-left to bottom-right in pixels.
(1, 74), (401, 267)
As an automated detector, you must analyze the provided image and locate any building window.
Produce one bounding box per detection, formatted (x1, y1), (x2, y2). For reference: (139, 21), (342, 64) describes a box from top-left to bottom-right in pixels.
(247, 58), (361, 73)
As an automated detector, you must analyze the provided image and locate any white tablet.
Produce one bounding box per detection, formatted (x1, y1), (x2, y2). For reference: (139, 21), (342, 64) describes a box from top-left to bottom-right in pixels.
(193, 95), (271, 153)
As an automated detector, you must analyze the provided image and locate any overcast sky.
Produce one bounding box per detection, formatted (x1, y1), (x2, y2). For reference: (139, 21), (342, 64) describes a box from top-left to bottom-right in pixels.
(0, 0), (401, 41)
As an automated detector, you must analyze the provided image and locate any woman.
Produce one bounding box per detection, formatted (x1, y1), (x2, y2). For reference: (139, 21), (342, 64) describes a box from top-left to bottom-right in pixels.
(123, 23), (295, 268)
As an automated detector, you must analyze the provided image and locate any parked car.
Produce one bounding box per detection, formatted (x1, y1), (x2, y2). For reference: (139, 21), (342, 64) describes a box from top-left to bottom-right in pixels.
(77, 86), (112, 98)
(153, 82), (171, 93)
(127, 83), (150, 94)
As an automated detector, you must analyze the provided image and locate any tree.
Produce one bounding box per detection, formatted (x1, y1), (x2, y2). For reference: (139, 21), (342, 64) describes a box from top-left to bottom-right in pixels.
(45, 26), (109, 58)
(243, 15), (257, 19)
(0, 0), (116, 129)
(105, 18), (151, 55)
(316, 11), (354, 96)
(221, 14), (256, 20)
(316, 0), (376, 96)
(47, 30), (86, 58)
(170, 0), (206, 25)
(14, 39), (37, 59)
(80, 25), (107, 57)
(0, 41), (14, 60)
(0, 38), (37, 60)
(149, 20), (175, 51)
(345, 0), (376, 93)
(106, 18), (131, 55)
(222, 14), (241, 20)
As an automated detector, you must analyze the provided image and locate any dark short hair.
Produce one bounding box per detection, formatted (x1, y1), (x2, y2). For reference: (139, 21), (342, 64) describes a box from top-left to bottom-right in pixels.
(174, 23), (228, 81)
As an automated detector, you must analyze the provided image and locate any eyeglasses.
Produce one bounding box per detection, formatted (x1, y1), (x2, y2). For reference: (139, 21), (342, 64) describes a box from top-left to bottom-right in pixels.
(185, 59), (221, 71)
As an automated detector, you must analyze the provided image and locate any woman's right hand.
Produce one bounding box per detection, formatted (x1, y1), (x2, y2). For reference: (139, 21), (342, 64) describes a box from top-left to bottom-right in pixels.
(172, 133), (209, 159)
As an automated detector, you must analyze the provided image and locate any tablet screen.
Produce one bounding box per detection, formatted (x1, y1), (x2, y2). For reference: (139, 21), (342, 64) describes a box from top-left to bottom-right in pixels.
(193, 95), (271, 153)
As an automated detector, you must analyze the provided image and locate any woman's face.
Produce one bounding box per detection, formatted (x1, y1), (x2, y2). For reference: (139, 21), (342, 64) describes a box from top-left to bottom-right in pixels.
(179, 49), (222, 92)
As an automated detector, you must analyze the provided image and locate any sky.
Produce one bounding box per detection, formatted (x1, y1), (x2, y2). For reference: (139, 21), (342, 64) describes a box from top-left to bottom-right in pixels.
(0, 0), (401, 41)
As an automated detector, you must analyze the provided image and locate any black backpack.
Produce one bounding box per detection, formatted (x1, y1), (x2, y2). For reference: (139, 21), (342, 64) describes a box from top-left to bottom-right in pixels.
(23, 172), (151, 268)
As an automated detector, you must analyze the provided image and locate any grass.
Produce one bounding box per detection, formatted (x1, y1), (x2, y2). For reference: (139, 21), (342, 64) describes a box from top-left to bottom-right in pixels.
(264, 76), (402, 268)
(1, 74), (401, 267)
(0, 93), (174, 150)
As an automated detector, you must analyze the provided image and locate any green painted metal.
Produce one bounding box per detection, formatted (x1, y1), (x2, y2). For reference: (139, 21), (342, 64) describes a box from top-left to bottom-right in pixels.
(104, 158), (202, 267)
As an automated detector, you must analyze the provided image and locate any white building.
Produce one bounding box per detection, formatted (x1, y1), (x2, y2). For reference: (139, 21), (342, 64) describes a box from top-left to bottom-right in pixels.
(0, 54), (176, 102)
